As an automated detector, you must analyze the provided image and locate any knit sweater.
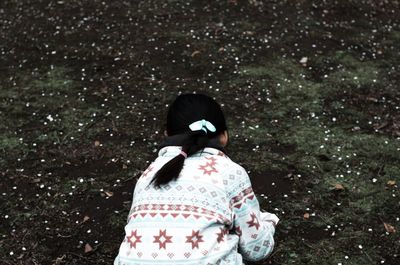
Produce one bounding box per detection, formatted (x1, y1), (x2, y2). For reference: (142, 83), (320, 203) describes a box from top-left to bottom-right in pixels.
(114, 146), (279, 265)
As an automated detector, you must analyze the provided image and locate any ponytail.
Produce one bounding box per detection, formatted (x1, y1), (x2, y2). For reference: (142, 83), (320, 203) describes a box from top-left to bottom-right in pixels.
(151, 93), (227, 188)
(150, 131), (209, 188)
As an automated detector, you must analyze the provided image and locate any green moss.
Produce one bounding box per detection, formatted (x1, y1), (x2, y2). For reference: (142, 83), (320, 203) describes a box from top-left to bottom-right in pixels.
(0, 136), (20, 151)
(169, 31), (188, 38)
(240, 59), (303, 78)
(31, 67), (74, 92)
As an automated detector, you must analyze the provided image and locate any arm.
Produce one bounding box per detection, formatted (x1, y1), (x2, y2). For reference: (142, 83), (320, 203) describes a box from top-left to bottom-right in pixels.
(227, 165), (279, 262)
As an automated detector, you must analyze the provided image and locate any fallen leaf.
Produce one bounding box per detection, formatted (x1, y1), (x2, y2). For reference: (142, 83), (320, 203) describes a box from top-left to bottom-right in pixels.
(374, 121), (389, 130)
(82, 216), (90, 223)
(191, 50), (201, 57)
(334, 183), (345, 190)
(366, 96), (378, 102)
(122, 164), (128, 169)
(387, 180), (396, 186)
(218, 47), (225, 52)
(383, 222), (396, 233)
(104, 191), (113, 197)
(84, 243), (93, 253)
(54, 254), (66, 265)
(94, 140), (100, 147)
(303, 213), (310, 219)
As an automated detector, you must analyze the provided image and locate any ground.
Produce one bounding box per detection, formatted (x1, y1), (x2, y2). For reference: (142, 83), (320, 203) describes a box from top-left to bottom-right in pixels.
(0, 0), (399, 264)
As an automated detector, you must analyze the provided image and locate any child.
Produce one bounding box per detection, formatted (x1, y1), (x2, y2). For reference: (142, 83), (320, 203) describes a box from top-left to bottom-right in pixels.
(114, 93), (279, 265)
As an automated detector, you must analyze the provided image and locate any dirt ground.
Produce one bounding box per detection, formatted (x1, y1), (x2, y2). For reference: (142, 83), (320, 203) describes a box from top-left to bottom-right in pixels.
(1, 0), (399, 264)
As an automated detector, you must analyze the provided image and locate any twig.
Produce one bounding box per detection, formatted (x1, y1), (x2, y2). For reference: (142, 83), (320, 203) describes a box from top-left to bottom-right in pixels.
(302, 240), (317, 250)
(362, 250), (375, 264)
(122, 172), (141, 183)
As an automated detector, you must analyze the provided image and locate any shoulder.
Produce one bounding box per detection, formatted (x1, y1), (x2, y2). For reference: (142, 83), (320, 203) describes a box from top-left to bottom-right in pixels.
(218, 155), (249, 179)
(202, 149), (245, 171)
(217, 157), (252, 192)
(207, 153), (247, 177)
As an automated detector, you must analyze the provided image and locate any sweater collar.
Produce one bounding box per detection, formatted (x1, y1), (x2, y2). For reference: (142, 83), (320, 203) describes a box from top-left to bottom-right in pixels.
(157, 133), (228, 158)
(158, 146), (227, 158)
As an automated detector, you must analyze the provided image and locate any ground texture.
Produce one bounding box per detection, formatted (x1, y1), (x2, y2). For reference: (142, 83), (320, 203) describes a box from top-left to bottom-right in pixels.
(1, 0), (399, 264)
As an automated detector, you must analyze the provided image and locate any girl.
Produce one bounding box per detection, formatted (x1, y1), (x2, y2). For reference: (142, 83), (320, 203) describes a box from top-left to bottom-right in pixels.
(114, 93), (279, 265)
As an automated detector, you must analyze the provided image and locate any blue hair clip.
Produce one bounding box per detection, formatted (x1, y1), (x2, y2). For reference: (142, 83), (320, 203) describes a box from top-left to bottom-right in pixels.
(189, 119), (216, 134)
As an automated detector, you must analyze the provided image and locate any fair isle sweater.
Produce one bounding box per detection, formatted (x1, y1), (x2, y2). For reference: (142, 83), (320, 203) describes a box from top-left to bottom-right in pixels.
(114, 146), (279, 265)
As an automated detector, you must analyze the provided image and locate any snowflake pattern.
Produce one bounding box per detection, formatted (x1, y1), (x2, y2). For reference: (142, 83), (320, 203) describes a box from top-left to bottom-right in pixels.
(216, 227), (228, 243)
(153, 229), (173, 249)
(127, 230), (142, 249)
(246, 213), (260, 230)
(185, 230), (204, 249)
(198, 157), (218, 176)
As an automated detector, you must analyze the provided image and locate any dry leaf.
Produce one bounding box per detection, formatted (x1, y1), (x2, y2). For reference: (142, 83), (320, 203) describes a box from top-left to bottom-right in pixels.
(387, 180), (396, 186)
(303, 213), (310, 219)
(334, 183), (345, 190)
(83, 215), (90, 223)
(191, 50), (201, 57)
(374, 121), (389, 130)
(54, 254), (66, 265)
(366, 96), (378, 102)
(383, 222), (396, 233)
(122, 164), (128, 169)
(84, 243), (93, 253)
(218, 47), (225, 52)
(104, 191), (114, 197)
(94, 140), (100, 147)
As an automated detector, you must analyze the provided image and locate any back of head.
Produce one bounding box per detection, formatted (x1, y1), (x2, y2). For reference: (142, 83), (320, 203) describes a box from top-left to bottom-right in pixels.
(166, 93), (227, 137)
(151, 93), (227, 188)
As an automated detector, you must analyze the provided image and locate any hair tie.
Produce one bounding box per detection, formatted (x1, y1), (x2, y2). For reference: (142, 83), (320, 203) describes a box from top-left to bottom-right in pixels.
(180, 150), (188, 158)
(189, 119), (217, 134)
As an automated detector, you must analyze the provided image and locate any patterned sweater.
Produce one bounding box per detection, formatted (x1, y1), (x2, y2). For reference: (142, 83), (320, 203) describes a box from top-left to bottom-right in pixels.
(114, 146), (279, 265)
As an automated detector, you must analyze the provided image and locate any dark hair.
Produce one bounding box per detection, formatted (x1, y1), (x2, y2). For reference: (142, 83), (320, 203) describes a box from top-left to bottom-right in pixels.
(150, 93), (227, 187)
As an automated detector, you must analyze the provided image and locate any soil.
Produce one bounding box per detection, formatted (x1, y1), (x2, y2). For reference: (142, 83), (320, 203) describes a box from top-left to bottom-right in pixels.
(1, 0), (399, 264)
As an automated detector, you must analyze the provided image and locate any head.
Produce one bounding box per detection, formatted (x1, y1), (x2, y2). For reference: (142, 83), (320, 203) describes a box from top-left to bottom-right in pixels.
(151, 93), (228, 187)
(166, 93), (228, 145)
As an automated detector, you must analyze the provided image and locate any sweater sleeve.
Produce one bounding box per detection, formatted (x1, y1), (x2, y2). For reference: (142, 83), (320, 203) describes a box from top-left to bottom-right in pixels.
(226, 164), (279, 262)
